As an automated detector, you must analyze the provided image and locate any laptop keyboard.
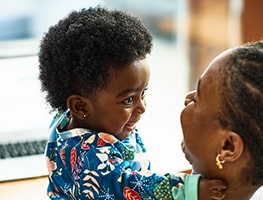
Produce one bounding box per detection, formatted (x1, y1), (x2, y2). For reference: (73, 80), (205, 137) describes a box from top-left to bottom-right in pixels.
(0, 139), (47, 159)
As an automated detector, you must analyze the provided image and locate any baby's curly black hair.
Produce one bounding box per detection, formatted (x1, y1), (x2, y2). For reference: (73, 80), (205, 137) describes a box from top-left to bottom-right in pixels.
(38, 7), (153, 112)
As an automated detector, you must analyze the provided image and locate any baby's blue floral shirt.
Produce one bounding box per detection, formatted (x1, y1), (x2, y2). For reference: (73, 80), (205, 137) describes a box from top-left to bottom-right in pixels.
(45, 110), (200, 200)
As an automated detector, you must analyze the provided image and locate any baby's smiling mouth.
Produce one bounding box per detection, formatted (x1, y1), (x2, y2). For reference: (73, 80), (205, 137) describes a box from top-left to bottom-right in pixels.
(124, 122), (137, 131)
(125, 116), (140, 132)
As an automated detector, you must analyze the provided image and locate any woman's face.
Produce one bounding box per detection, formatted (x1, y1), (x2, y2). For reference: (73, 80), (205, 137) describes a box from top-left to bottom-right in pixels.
(180, 51), (230, 178)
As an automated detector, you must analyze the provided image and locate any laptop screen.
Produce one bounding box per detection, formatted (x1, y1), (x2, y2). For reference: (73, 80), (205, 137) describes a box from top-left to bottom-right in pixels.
(0, 43), (53, 143)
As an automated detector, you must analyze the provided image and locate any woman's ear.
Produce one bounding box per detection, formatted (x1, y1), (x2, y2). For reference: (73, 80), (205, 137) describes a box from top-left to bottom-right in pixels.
(66, 94), (92, 120)
(219, 131), (244, 162)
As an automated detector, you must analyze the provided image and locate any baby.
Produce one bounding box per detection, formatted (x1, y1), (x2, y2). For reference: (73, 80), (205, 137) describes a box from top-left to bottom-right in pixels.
(39, 6), (226, 200)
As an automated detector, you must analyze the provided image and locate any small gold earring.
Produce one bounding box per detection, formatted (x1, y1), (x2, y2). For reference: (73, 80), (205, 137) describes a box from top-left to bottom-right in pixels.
(216, 154), (225, 170)
(83, 114), (87, 118)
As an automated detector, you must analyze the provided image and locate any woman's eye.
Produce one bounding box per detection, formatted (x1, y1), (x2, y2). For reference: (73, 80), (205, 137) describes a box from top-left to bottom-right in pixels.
(124, 96), (134, 105)
(192, 95), (197, 103)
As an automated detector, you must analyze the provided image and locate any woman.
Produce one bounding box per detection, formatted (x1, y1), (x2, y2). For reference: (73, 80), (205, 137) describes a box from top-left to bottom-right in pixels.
(180, 41), (263, 200)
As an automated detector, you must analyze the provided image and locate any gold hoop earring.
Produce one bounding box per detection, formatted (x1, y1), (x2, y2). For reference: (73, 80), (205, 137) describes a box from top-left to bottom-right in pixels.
(216, 154), (225, 170)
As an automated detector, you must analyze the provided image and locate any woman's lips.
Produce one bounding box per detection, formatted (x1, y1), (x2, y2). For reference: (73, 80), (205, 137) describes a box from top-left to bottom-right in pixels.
(181, 141), (192, 165)
(181, 141), (186, 155)
(181, 141), (197, 173)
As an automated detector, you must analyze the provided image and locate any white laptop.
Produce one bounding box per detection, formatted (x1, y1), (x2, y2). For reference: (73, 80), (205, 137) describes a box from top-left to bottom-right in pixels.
(0, 40), (53, 182)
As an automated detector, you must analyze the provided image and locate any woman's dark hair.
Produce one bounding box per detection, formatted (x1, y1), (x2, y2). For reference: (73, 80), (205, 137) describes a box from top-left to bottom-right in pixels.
(218, 41), (263, 185)
(38, 7), (152, 112)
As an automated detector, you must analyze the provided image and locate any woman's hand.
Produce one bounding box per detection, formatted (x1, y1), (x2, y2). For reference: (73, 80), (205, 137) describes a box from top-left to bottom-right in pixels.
(198, 178), (227, 200)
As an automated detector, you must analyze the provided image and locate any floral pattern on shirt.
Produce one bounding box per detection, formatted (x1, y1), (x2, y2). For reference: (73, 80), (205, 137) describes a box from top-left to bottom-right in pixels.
(45, 110), (195, 200)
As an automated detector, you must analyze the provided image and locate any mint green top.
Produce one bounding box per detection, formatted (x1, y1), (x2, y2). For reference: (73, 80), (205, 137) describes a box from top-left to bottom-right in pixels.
(185, 174), (201, 200)
(170, 173), (201, 200)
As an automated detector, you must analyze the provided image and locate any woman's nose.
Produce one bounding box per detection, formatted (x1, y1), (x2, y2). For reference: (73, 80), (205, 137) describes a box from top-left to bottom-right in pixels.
(184, 90), (196, 106)
(184, 98), (192, 106)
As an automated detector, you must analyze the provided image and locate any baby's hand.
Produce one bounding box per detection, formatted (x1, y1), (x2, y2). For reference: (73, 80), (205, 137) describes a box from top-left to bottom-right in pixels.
(198, 178), (227, 200)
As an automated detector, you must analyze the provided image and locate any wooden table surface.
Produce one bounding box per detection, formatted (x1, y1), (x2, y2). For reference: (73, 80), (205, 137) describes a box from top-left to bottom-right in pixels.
(0, 176), (49, 200)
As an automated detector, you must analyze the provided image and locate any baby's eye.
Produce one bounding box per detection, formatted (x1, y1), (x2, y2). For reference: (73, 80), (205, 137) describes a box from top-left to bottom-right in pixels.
(123, 96), (134, 105)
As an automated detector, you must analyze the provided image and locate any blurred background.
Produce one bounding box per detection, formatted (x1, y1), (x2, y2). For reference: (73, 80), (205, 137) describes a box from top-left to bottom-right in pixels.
(0, 0), (263, 173)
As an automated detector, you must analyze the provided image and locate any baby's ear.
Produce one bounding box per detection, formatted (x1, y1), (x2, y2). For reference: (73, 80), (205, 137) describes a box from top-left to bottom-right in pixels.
(66, 94), (92, 119)
(220, 131), (244, 162)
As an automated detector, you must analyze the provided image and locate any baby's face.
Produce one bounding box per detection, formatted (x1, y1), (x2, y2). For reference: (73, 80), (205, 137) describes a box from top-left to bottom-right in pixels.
(85, 58), (150, 140)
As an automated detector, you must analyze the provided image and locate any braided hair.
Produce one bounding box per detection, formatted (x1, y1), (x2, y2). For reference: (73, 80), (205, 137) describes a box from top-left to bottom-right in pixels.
(218, 41), (263, 185)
